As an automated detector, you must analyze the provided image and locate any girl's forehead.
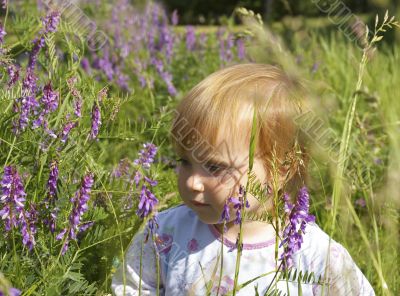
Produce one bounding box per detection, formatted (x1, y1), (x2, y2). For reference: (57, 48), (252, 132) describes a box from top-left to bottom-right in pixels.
(178, 130), (251, 167)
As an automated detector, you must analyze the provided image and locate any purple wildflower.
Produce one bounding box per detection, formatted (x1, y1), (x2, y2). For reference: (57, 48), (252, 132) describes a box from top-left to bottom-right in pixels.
(74, 98), (82, 117)
(138, 75), (146, 88)
(144, 214), (159, 240)
(171, 9), (178, 26)
(60, 121), (77, 143)
(80, 57), (91, 73)
(12, 95), (39, 134)
(2, 0), (7, 10)
(41, 11), (61, 34)
(133, 171), (142, 186)
(311, 62), (320, 74)
(236, 38), (246, 60)
(28, 37), (45, 71)
(22, 70), (38, 94)
(41, 83), (59, 112)
(218, 201), (230, 233)
(147, 215), (158, 234)
(90, 103), (101, 140)
(283, 192), (293, 213)
(43, 120), (57, 139)
(225, 34), (234, 62)
(161, 71), (177, 96)
(111, 158), (131, 178)
(355, 198), (366, 207)
(97, 88), (108, 103)
(0, 287), (21, 296)
(43, 207), (58, 233)
(0, 23), (6, 44)
(218, 185), (249, 230)
(217, 28), (226, 61)
(150, 58), (177, 96)
(94, 47), (114, 80)
(0, 166), (26, 232)
(115, 67), (129, 91)
(279, 186), (315, 270)
(199, 32), (208, 46)
(47, 160), (59, 198)
(20, 204), (38, 251)
(32, 83), (59, 128)
(7, 64), (20, 88)
(144, 176), (157, 187)
(56, 173), (94, 255)
(133, 143), (157, 169)
(136, 185), (158, 218)
(186, 26), (196, 51)
(79, 221), (94, 232)
(228, 196), (250, 225)
(160, 25), (174, 62)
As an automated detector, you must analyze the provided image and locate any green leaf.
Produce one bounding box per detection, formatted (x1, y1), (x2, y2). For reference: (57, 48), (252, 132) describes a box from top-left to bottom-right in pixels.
(248, 108), (257, 171)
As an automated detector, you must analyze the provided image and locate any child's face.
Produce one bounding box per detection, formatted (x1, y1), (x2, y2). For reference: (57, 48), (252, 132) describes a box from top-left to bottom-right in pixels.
(177, 131), (269, 225)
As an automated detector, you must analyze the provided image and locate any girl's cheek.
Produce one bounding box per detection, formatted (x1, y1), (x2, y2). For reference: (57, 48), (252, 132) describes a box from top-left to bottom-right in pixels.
(218, 169), (244, 186)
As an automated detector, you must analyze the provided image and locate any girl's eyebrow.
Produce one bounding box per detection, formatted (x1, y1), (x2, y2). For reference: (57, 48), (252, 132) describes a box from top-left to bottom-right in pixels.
(204, 156), (230, 167)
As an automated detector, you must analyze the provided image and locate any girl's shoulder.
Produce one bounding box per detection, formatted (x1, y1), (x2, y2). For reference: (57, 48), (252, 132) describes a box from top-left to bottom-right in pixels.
(298, 223), (375, 295)
(154, 204), (204, 236)
(300, 222), (341, 257)
(297, 223), (361, 275)
(156, 203), (195, 224)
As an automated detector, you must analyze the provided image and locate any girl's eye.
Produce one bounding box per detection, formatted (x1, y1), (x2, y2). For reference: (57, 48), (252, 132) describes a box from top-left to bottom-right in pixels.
(205, 164), (224, 175)
(177, 158), (190, 166)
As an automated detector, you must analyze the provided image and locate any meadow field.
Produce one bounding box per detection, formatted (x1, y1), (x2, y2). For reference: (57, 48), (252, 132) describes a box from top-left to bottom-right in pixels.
(0, 1), (399, 295)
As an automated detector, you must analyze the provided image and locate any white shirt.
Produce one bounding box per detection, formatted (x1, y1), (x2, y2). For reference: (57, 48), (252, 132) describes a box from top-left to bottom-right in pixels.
(112, 204), (375, 295)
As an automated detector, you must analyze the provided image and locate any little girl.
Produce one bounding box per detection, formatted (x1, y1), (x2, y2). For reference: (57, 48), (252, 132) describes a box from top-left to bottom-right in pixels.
(112, 64), (375, 295)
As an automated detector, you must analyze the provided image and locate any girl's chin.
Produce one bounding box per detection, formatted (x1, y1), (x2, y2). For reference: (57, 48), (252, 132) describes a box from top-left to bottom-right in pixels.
(193, 212), (220, 225)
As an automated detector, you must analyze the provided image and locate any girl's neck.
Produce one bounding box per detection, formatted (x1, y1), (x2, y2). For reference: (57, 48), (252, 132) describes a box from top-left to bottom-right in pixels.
(214, 219), (276, 244)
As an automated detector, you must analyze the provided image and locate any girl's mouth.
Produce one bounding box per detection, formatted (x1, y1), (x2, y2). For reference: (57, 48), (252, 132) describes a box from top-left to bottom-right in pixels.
(191, 200), (210, 207)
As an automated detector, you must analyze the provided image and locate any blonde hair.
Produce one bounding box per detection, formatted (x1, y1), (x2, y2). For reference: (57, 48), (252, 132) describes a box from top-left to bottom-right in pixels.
(170, 63), (309, 195)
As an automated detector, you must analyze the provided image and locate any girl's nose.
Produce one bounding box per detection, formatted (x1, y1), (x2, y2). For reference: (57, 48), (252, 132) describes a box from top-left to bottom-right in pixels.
(187, 174), (204, 192)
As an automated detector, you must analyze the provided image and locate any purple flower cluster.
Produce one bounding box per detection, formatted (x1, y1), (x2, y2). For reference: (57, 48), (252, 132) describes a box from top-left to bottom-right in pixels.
(219, 202), (231, 233)
(60, 121), (77, 144)
(111, 158), (131, 179)
(0, 166), (38, 250)
(218, 185), (250, 232)
(32, 83), (59, 129)
(12, 10), (61, 134)
(0, 166), (26, 231)
(186, 26), (196, 51)
(114, 143), (159, 218)
(279, 187), (315, 270)
(56, 173), (94, 255)
(86, 2), (181, 95)
(12, 95), (39, 134)
(7, 64), (20, 88)
(122, 143), (159, 223)
(0, 23), (6, 44)
(20, 204), (38, 250)
(90, 103), (101, 140)
(229, 196), (250, 225)
(236, 38), (246, 60)
(171, 9), (179, 26)
(136, 185), (158, 218)
(133, 143), (157, 169)
(43, 207), (58, 234)
(217, 29), (236, 64)
(41, 11), (61, 34)
(150, 57), (177, 96)
(0, 287), (21, 296)
(47, 160), (59, 198)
